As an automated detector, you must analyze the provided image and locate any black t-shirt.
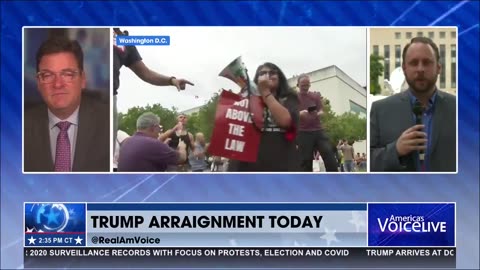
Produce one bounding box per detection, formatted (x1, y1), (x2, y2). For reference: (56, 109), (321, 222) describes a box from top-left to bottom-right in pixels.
(228, 92), (301, 172)
(168, 131), (192, 167)
(168, 131), (193, 158)
(113, 45), (142, 95)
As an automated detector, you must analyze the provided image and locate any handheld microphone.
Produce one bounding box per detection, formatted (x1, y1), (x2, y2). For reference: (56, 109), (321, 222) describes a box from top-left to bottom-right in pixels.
(412, 101), (425, 162)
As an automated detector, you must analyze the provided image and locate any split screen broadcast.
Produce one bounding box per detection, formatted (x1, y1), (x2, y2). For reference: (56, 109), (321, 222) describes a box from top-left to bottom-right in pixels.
(23, 27), (457, 173)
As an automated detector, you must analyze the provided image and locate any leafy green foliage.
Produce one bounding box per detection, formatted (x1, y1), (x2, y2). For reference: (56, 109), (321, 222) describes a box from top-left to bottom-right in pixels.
(370, 54), (384, 95)
(322, 98), (366, 145)
(117, 94), (365, 147)
(118, 104), (179, 135)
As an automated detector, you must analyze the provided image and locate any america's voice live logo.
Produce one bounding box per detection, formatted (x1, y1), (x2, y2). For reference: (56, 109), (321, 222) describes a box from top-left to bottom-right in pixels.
(368, 203), (455, 247)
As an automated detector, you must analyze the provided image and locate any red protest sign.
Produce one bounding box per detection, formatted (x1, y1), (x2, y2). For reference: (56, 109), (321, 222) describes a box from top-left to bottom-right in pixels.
(208, 90), (264, 162)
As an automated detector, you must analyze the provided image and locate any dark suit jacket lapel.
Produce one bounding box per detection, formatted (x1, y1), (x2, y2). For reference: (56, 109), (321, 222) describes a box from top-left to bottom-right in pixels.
(72, 96), (95, 171)
(429, 91), (445, 156)
(30, 107), (55, 170)
(397, 91), (414, 130)
(397, 90), (417, 171)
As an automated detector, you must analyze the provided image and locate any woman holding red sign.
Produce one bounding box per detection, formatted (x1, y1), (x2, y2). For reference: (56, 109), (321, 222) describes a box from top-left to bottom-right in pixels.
(228, 63), (301, 171)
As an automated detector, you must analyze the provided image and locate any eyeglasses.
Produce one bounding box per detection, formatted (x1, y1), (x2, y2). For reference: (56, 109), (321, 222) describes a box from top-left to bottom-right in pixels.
(36, 69), (80, 84)
(258, 70), (278, 76)
(153, 124), (163, 132)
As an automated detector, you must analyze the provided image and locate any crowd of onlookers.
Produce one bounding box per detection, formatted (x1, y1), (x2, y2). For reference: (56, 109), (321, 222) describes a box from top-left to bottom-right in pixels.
(113, 71), (367, 173)
(114, 121), (366, 173)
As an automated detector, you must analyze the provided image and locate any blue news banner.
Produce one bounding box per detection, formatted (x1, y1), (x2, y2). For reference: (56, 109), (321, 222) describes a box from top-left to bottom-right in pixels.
(24, 203), (456, 268)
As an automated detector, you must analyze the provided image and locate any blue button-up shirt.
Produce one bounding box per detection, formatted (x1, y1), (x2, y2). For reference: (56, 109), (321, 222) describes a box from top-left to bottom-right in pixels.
(408, 90), (437, 171)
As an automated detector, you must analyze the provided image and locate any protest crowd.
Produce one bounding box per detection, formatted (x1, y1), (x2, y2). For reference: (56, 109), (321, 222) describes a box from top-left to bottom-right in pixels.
(111, 31), (365, 172)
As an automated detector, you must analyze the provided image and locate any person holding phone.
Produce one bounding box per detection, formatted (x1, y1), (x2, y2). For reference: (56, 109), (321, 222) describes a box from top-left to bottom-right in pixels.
(297, 74), (338, 172)
(160, 113), (195, 172)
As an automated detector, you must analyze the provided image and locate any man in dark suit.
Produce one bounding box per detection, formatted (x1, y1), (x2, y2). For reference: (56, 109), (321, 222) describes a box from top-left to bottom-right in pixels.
(24, 36), (109, 172)
(370, 37), (456, 172)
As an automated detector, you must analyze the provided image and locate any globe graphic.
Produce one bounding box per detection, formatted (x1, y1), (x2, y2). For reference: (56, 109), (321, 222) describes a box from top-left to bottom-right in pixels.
(34, 204), (69, 232)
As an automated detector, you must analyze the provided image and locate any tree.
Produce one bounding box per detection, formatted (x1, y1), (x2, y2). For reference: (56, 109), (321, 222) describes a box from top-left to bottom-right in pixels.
(322, 98), (366, 145)
(117, 92), (366, 148)
(370, 54), (384, 95)
(117, 92), (220, 141)
(186, 112), (200, 136)
(118, 104), (178, 135)
(195, 93), (220, 140)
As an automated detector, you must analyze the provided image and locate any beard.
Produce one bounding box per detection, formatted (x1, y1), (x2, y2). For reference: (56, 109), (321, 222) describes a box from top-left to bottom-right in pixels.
(405, 74), (438, 94)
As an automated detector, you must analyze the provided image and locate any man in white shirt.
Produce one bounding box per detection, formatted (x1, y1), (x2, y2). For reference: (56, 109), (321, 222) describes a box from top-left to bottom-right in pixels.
(24, 35), (110, 172)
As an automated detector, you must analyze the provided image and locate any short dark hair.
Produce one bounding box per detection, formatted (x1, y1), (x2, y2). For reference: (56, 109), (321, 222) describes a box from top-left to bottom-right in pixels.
(402, 37), (440, 64)
(36, 36), (84, 72)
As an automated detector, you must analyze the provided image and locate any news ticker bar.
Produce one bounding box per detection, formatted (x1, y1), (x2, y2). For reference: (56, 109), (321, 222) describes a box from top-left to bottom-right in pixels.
(24, 203), (455, 247)
(24, 247), (456, 268)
